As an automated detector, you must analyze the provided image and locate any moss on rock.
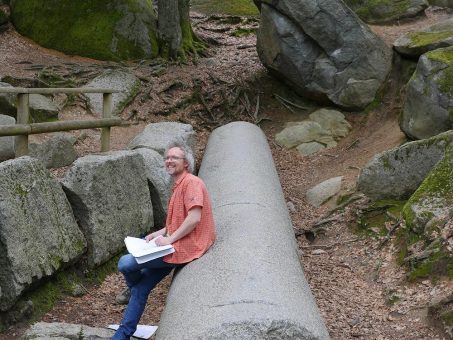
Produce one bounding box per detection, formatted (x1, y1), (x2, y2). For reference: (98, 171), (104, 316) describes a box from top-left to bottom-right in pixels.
(407, 30), (453, 48)
(345, 0), (426, 24)
(357, 199), (406, 236)
(400, 142), (452, 281)
(191, 0), (259, 16)
(402, 144), (453, 234)
(1, 253), (122, 329)
(10, 0), (158, 61)
(426, 47), (453, 95)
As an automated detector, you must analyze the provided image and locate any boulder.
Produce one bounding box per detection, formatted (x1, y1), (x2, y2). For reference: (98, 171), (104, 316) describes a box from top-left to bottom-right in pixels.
(0, 114), (15, 161)
(85, 69), (141, 115)
(306, 176), (343, 207)
(0, 82), (17, 117)
(10, 0), (158, 61)
(29, 133), (77, 168)
(344, 0), (428, 24)
(275, 121), (337, 149)
(358, 131), (453, 200)
(128, 122), (196, 156)
(23, 322), (114, 340)
(255, 0), (392, 110)
(296, 141), (326, 156)
(394, 18), (453, 58)
(402, 144), (453, 234)
(132, 148), (171, 228)
(400, 47), (453, 140)
(0, 82), (59, 122)
(0, 157), (86, 311)
(309, 109), (352, 139)
(28, 93), (59, 122)
(61, 151), (153, 267)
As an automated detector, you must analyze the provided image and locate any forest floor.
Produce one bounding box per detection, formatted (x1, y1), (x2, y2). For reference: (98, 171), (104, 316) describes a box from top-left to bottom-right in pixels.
(1, 5), (452, 340)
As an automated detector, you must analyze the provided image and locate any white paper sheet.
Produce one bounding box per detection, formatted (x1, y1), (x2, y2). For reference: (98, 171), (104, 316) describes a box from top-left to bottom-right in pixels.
(108, 324), (158, 339)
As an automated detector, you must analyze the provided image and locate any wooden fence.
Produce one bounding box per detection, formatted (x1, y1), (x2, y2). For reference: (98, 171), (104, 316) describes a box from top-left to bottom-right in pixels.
(0, 87), (124, 157)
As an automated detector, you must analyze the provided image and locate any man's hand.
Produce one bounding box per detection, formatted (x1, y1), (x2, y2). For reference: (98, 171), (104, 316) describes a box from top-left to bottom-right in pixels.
(155, 236), (172, 246)
(145, 227), (167, 242)
(145, 233), (155, 242)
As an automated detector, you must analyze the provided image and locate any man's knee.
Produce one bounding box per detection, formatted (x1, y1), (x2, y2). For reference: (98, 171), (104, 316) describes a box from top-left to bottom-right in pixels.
(118, 254), (137, 273)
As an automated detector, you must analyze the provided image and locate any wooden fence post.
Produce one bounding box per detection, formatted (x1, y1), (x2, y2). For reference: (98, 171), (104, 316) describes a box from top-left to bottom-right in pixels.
(101, 93), (113, 152)
(15, 93), (29, 156)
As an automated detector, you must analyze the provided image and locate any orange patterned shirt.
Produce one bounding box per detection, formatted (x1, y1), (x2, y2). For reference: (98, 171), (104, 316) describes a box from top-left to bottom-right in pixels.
(164, 172), (216, 264)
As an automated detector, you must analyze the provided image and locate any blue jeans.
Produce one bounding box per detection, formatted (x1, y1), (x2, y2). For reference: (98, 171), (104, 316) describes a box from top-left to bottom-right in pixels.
(112, 254), (178, 340)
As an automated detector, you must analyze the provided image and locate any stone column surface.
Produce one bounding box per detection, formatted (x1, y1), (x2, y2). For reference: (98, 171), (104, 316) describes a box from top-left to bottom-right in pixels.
(157, 122), (330, 339)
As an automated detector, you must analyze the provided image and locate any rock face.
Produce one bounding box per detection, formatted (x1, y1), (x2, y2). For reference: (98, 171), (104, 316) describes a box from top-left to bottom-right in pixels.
(157, 122), (330, 340)
(10, 0), (158, 61)
(400, 47), (453, 140)
(29, 133), (77, 168)
(61, 151), (153, 266)
(255, 0), (392, 110)
(0, 157), (86, 311)
(394, 18), (453, 58)
(128, 122), (196, 156)
(23, 322), (114, 340)
(345, 0), (428, 24)
(132, 148), (171, 228)
(402, 145), (453, 234)
(0, 82), (59, 122)
(85, 69), (141, 115)
(0, 114), (15, 161)
(358, 131), (452, 200)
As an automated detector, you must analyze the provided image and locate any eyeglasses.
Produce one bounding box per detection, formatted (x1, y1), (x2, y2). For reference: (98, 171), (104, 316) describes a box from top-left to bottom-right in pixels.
(164, 156), (185, 161)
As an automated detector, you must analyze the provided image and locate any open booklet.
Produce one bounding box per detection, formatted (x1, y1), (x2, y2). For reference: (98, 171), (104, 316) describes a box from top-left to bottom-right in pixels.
(125, 236), (175, 264)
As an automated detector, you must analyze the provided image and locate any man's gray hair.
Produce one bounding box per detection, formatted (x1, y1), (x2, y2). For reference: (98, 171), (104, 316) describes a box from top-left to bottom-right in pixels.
(165, 141), (195, 174)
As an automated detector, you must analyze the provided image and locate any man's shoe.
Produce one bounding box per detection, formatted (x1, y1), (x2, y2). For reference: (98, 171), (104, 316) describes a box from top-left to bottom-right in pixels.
(115, 287), (131, 305)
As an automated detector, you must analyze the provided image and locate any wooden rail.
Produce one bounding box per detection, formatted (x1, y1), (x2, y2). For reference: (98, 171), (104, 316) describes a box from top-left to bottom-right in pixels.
(0, 87), (123, 157)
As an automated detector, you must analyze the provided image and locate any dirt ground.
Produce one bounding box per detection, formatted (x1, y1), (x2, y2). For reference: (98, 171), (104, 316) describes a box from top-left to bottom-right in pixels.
(1, 6), (452, 340)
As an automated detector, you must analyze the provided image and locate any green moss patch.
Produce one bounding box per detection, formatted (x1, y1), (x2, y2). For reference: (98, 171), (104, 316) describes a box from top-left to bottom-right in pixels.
(407, 248), (452, 282)
(191, 0), (259, 16)
(4, 253), (122, 328)
(427, 47), (453, 65)
(408, 30), (453, 48)
(424, 47), (453, 95)
(230, 27), (256, 37)
(356, 199), (405, 236)
(353, 0), (410, 22)
(403, 147), (453, 233)
(11, 0), (158, 61)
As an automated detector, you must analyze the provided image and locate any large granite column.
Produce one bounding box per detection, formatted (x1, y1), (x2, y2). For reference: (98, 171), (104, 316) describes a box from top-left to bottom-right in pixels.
(157, 122), (330, 339)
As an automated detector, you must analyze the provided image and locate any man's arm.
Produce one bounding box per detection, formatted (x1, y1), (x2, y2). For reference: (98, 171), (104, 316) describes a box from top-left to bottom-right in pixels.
(145, 226), (167, 242)
(155, 207), (201, 246)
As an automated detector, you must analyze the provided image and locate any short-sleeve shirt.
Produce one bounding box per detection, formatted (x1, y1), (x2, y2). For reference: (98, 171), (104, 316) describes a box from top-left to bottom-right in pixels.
(164, 172), (216, 264)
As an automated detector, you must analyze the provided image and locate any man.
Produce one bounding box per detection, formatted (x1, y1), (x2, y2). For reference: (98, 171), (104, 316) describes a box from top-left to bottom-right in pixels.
(112, 142), (216, 340)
